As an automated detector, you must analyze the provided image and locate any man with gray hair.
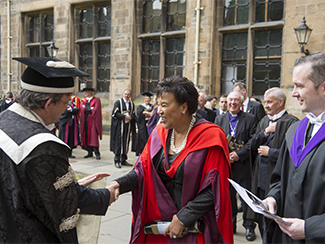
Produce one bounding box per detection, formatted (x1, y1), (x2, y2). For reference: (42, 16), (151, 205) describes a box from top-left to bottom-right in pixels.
(249, 87), (298, 238)
(0, 57), (117, 243)
(215, 90), (257, 241)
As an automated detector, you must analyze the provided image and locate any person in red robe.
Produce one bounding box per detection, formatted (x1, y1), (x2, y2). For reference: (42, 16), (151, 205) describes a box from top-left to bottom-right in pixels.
(109, 76), (233, 243)
(80, 87), (102, 160)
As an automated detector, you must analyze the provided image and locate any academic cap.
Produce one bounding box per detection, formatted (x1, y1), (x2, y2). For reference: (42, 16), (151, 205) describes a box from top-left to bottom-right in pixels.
(13, 57), (89, 94)
(142, 91), (153, 97)
(82, 87), (95, 92)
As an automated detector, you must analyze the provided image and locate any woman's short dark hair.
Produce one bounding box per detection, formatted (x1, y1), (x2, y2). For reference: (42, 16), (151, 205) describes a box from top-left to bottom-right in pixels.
(156, 75), (198, 115)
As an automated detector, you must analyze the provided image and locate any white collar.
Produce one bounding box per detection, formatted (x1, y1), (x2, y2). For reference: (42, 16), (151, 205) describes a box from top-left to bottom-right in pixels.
(307, 111), (325, 125)
(268, 109), (286, 121)
(123, 98), (130, 104)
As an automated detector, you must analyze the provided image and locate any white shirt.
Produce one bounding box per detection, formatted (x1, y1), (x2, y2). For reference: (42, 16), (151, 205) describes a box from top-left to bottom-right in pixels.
(307, 111), (325, 137)
(243, 97), (249, 112)
(123, 98), (130, 123)
(219, 108), (227, 115)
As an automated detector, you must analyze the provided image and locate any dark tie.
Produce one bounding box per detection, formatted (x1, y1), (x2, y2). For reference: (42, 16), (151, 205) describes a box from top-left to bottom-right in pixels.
(305, 123), (315, 144)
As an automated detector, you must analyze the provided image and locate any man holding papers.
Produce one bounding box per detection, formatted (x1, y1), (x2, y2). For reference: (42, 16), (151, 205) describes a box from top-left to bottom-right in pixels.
(264, 52), (325, 243)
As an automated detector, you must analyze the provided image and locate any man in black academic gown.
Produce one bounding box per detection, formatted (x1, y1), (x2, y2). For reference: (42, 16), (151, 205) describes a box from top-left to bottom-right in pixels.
(0, 57), (117, 243)
(110, 89), (136, 168)
(264, 52), (325, 243)
(197, 92), (216, 122)
(249, 87), (298, 237)
(136, 92), (153, 156)
(232, 82), (266, 122)
(214, 91), (257, 241)
(58, 95), (80, 158)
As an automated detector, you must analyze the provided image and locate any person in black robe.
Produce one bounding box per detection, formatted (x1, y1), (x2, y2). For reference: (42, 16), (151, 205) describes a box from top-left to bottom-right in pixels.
(248, 87), (298, 237)
(264, 52), (325, 243)
(215, 91), (257, 241)
(58, 97), (80, 158)
(0, 57), (117, 243)
(136, 92), (153, 156)
(110, 89), (136, 168)
(0, 91), (15, 112)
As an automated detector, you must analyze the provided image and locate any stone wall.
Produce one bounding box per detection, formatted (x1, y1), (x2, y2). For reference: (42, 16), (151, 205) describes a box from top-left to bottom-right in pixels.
(1, 0), (325, 126)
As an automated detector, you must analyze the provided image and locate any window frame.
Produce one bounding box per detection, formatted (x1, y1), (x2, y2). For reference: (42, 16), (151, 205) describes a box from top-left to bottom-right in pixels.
(73, 2), (112, 93)
(23, 10), (54, 58)
(218, 0), (284, 97)
(138, 0), (186, 94)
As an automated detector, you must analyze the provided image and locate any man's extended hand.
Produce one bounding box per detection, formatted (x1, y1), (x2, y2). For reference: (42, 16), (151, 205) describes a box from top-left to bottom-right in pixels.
(77, 172), (110, 187)
(107, 181), (120, 205)
(276, 218), (305, 240)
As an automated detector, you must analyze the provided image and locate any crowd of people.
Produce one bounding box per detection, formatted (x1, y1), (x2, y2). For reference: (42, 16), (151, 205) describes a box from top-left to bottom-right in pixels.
(1, 52), (325, 244)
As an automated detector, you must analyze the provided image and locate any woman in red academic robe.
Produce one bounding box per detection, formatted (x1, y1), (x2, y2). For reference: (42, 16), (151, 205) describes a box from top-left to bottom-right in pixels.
(109, 76), (233, 243)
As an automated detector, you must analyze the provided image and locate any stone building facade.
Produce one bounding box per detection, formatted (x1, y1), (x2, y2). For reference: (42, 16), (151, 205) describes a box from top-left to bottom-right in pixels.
(0, 0), (325, 132)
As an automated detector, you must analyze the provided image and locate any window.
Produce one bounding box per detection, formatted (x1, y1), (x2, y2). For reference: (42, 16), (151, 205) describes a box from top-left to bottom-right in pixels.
(224, 0), (250, 26)
(141, 39), (160, 92)
(25, 12), (54, 57)
(256, 0), (284, 23)
(221, 33), (247, 95)
(220, 0), (283, 96)
(75, 4), (111, 92)
(165, 38), (185, 77)
(253, 29), (282, 95)
(140, 0), (186, 94)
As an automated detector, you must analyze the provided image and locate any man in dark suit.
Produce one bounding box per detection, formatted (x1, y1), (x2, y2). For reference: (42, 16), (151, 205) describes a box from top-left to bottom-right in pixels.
(197, 92), (216, 122)
(215, 91), (257, 241)
(215, 94), (228, 117)
(232, 82), (265, 122)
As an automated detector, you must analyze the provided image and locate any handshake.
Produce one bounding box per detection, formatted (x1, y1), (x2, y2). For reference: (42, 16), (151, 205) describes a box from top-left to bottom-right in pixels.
(77, 172), (120, 206)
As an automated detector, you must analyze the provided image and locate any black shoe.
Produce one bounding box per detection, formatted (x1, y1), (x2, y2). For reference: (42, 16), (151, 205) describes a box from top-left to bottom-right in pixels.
(246, 229), (256, 242)
(69, 155), (76, 158)
(96, 155), (101, 160)
(84, 154), (93, 158)
(115, 162), (121, 168)
(238, 203), (243, 212)
(121, 161), (133, 166)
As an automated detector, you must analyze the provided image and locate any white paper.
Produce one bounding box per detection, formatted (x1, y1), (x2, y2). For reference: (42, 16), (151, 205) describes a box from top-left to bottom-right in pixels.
(228, 178), (291, 225)
(157, 222), (171, 234)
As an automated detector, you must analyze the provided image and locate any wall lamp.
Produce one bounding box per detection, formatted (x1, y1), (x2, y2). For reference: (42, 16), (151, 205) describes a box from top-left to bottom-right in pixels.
(294, 16), (312, 56)
(47, 40), (59, 58)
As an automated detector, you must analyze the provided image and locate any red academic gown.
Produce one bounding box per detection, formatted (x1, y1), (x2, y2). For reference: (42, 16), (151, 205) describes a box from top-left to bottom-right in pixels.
(80, 96), (102, 149)
(130, 120), (234, 244)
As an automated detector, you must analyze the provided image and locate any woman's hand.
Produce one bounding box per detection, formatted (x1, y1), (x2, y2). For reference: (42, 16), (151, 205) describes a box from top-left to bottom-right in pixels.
(163, 215), (186, 239)
(77, 172), (110, 187)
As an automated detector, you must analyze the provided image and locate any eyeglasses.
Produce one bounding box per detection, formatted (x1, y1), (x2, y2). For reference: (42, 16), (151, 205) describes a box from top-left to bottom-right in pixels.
(59, 100), (71, 108)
